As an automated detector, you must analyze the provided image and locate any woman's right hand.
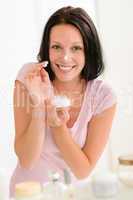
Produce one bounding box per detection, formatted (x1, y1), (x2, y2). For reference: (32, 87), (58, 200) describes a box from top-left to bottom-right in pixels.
(24, 61), (54, 106)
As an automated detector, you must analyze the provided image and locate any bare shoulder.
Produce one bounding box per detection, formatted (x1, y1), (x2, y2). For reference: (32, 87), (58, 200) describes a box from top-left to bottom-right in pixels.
(91, 103), (117, 120)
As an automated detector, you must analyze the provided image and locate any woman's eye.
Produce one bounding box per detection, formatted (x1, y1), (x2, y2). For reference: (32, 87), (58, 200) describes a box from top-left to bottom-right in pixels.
(72, 46), (82, 51)
(51, 45), (61, 50)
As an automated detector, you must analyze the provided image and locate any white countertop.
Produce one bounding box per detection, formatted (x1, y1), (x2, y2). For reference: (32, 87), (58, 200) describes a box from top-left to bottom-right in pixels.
(10, 182), (133, 200)
(77, 182), (133, 200)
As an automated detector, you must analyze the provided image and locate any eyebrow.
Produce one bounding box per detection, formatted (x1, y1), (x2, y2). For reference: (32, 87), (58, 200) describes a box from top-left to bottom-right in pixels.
(51, 41), (83, 45)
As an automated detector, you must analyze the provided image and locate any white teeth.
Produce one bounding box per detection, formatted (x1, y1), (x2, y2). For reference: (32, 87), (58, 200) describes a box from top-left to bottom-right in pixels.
(58, 65), (73, 72)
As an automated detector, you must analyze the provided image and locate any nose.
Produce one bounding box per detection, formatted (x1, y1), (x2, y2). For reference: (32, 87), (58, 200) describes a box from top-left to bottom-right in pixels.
(64, 55), (69, 61)
(61, 50), (72, 62)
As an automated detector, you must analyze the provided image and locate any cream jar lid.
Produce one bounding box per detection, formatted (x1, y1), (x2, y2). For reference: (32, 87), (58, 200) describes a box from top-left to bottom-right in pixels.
(15, 181), (42, 198)
(118, 155), (133, 165)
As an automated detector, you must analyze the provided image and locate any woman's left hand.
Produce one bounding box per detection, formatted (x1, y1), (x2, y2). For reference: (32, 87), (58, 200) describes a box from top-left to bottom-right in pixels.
(45, 99), (70, 127)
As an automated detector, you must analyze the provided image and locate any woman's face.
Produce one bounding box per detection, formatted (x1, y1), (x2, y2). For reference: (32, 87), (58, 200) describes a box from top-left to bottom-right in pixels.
(49, 24), (85, 83)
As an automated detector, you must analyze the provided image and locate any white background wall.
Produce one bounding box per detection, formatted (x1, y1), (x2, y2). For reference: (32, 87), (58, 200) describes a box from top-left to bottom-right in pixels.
(96, 0), (133, 170)
(0, 0), (133, 180)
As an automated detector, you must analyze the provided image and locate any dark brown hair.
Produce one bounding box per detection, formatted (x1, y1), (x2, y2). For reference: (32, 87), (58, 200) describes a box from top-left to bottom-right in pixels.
(37, 6), (104, 81)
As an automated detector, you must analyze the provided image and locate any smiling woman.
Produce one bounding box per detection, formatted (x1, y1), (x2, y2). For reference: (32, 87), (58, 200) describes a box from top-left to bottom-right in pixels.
(10, 6), (117, 197)
(49, 24), (85, 83)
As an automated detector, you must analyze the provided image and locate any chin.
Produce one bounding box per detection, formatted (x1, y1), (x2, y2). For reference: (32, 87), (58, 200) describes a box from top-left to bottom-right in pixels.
(56, 76), (76, 82)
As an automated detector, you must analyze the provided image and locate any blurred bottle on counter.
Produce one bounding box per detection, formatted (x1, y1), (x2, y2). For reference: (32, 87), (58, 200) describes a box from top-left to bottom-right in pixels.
(43, 171), (66, 200)
(63, 169), (77, 200)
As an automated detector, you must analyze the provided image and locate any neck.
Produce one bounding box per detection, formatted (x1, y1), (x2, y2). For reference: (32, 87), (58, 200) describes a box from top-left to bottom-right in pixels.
(52, 78), (86, 97)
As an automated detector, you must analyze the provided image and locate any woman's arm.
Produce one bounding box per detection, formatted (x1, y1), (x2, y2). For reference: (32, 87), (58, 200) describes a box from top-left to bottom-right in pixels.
(14, 80), (46, 169)
(50, 104), (117, 179)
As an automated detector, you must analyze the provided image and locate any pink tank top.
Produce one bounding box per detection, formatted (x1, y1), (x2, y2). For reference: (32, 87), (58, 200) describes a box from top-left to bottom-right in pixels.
(10, 63), (117, 197)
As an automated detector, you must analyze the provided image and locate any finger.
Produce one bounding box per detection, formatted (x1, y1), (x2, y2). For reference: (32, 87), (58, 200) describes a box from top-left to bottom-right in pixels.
(31, 71), (41, 77)
(25, 76), (32, 88)
(24, 74), (32, 81)
(57, 109), (70, 122)
(36, 61), (48, 70)
(45, 99), (56, 112)
(28, 63), (42, 74)
(40, 68), (50, 82)
(64, 110), (70, 121)
(45, 99), (60, 126)
(25, 62), (49, 81)
(24, 72), (36, 80)
(46, 99), (61, 120)
(32, 69), (41, 76)
(24, 66), (40, 79)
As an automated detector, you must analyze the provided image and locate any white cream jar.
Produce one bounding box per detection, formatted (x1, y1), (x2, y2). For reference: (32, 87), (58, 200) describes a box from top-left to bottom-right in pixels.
(118, 154), (133, 187)
(91, 171), (119, 198)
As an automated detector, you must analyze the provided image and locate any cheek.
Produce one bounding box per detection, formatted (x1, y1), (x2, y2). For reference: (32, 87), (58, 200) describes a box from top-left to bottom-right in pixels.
(49, 50), (58, 63)
(82, 52), (85, 64)
(49, 49), (53, 61)
(77, 53), (85, 65)
(49, 50), (58, 72)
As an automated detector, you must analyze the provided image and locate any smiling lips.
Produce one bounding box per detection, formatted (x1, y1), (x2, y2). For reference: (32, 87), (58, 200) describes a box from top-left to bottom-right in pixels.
(56, 64), (75, 72)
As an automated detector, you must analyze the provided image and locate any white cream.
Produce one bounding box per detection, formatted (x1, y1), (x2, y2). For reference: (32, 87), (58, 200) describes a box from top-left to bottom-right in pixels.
(42, 61), (48, 68)
(53, 95), (71, 108)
